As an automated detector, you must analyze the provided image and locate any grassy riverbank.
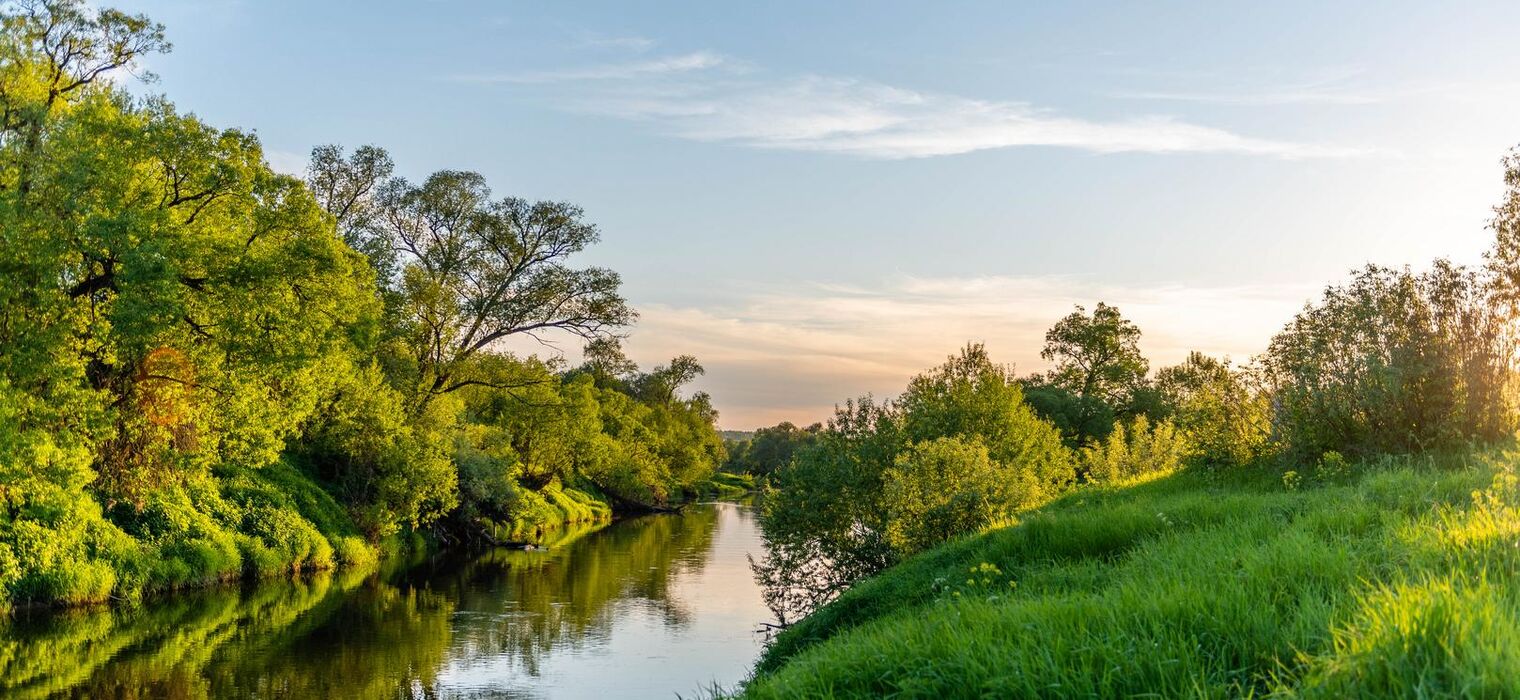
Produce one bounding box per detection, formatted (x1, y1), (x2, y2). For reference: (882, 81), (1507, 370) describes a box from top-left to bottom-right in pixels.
(0, 457), (407, 610)
(0, 453), (740, 611)
(738, 445), (1520, 698)
(1, 459), (601, 610)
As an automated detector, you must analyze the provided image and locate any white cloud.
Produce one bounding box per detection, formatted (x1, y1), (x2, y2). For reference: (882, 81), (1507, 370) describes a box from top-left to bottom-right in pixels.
(453, 46), (1369, 159)
(451, 51), (724, 84)
(592, 75), (1365, 158)
(605, 275), (1316, 429)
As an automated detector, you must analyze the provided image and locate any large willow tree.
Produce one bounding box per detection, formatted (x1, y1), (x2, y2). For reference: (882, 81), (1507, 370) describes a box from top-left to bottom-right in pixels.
(306, 146), (636, 412)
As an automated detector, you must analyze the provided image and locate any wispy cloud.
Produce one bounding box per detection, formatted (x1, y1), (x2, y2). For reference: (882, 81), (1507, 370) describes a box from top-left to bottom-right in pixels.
(470, 49), (1368, 159)
(596, 275), (1316, 428)
(579, 75), (1366, 159)
(450, 51), (724, 84)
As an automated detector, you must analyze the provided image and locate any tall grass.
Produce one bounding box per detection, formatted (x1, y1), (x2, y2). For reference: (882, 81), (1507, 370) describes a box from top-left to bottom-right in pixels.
(738, 447), (1519, 698)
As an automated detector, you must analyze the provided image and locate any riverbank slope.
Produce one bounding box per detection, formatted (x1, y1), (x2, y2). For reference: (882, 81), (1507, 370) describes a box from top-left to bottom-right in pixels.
(739, 445), (1520, 698)
(0, 458), (746, 611)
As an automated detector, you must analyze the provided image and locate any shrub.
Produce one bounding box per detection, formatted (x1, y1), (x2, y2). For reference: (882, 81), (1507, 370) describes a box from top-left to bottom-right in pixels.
(881, 438), (1026, 556)
(1260, 262), (1515, 460)
(1155, 352), (1269, 467)
(297, 362), (457, 539)
(1079, 416), (1186, 483)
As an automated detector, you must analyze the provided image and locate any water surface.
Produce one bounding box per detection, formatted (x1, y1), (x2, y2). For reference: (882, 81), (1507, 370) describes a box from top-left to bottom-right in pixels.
(0, 502), (769, 699)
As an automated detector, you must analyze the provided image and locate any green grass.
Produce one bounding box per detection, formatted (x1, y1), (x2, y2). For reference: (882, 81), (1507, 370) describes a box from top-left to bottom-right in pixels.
(700, 472), (757, 499)
(739, 447), (1520, 699)
(476, 481), (615, 546)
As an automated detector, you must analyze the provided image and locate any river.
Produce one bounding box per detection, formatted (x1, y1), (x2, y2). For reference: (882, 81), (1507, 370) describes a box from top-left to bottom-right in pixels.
(0, 502), (770, 699)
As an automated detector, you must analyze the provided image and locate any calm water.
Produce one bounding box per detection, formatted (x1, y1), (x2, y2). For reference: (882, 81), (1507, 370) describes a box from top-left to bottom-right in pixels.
(0, 502), (771, 699)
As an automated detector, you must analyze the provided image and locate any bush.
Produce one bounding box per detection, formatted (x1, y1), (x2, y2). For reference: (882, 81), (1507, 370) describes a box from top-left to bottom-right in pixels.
(297, 362), (457, 539)
(1155, 352), (1269, 467)
(1261, 262), (1515, 460)
(1079, 416), (1186, 483)
(881, 437), (1025, 556)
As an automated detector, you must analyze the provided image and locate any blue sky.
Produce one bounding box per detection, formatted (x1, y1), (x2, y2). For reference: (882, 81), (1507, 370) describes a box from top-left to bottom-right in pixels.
(116, 1), (1520, 427)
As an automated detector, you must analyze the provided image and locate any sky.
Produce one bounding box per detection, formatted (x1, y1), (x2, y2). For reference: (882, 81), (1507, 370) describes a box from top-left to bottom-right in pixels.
(112, 0), (1520, 429)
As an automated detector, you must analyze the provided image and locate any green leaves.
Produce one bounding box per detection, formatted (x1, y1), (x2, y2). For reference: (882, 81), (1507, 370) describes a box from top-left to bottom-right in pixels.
(881, 437), (1015, 556)
(1042, 302), (1150, 409)
(307, 150), (636, 410)
(1261, 263), (1513, 460)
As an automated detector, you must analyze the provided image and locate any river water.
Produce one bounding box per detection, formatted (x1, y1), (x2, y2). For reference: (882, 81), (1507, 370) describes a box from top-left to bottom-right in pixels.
(0, 502), (771, 699)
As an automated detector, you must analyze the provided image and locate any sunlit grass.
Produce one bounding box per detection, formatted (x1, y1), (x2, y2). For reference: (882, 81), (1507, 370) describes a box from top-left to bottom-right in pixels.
(737, 445), (1520, 698)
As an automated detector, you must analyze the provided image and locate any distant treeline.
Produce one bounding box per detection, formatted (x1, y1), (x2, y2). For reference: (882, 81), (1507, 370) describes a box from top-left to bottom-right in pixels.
(0, 1), (725, 608)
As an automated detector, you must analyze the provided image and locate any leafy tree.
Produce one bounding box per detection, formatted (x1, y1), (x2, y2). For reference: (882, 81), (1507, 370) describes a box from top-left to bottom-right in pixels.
(1486, 145), (1520, 310)
(578, 336), (638, 389)
(1037, 303), (1152, 444)
(0, 4), (376, 502)
(295, 361), (456, 538)
(306, 159), (636, 410)
(726, 421), (822, 477)
(1261, 262), (1514, 460)
(0, 0), (733, 607)
(1155, 352), (1268, 467)
(1017, 380), (1115, 447)
(634, 354), (704, 405)
(305, 144), (397, 281)
(0, 0), (398, 604)
(754, 345), (1071, 624)
(0, 0), (168, 196)
(898, 344), (1073, 500)
(753, 398), (898, 625)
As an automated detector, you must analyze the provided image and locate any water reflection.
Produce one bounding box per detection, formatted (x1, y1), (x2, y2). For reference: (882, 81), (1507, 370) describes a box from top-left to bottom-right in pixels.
(0, 503), (768, 699)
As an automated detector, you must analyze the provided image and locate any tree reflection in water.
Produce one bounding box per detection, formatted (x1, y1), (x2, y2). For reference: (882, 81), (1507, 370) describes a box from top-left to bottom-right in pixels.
(0, 503), (762, 699)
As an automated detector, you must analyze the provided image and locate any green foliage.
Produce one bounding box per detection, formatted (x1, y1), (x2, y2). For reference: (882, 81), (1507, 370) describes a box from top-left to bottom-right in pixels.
(723, 421), (822, 477)
(1017, 381), (1115, 447)
(1156, 351), (1270, 467)
(880, 437), (1022, 555)
(702, 471), (756, 498)
(1261, 261), (1515, 460)
(754, 345), (1071, 624)
(306, 157), (637, 412)
(897, 344), (1074, 498)
(1033, 302), (1153, 445)
(450, 352), (723, 544)
(0, 1), (724, 609)
(1485, 145), (1520, 310)
(753, 398), (901, 625)
(1077, 415), (1186, 483)
(296, 360), (457, 539)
